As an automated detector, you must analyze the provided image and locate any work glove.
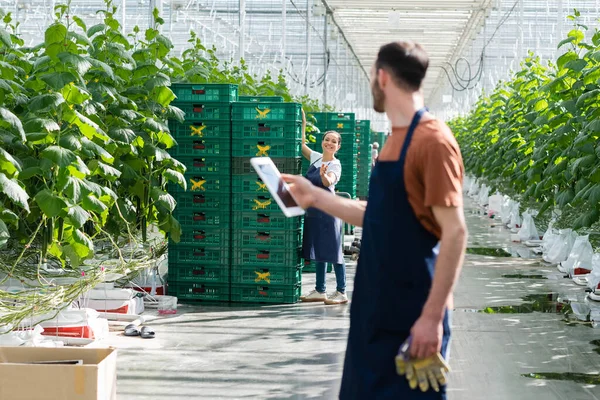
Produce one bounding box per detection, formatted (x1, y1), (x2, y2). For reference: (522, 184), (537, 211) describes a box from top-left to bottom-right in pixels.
(395, 336), (450, 393)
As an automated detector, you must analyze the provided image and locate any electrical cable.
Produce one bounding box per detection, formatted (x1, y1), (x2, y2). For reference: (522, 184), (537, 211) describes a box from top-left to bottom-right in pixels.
(442, 0), (519, 92)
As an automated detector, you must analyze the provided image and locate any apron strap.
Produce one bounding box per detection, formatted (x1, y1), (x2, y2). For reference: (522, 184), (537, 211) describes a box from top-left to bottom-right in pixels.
(398, 107), (428, 165)
(309, 157), (323, 168)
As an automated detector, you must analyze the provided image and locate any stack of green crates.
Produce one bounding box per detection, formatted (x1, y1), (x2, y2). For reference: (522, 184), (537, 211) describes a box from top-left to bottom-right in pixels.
(356, 121), (372, 200)
(230, 99), (304, 304)
(166, 83), (238, 303)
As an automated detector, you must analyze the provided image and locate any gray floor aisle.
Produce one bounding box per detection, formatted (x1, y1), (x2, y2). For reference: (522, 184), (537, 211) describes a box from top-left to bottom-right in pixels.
(110, 199), (600, 399)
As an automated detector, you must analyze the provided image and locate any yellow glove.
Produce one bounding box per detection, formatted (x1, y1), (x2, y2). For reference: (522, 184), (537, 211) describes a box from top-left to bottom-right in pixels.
(407, 353), (450, 392)
(395, 336), (450, 393)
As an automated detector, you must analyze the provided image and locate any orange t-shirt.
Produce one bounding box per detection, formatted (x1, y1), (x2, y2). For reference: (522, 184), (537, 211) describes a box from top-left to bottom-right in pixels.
(377, 119), (464, 239)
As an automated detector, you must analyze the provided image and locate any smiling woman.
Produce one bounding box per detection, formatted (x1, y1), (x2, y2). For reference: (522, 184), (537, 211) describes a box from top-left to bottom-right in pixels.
(299, 110), (348, 305)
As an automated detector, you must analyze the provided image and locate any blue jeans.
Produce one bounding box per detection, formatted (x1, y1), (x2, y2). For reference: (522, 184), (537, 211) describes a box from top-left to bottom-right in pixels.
(315, 261), (346, 294)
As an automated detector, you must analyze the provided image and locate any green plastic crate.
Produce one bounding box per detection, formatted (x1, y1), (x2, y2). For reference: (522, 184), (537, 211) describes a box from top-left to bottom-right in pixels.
(329, 122), (355, 132)
(238, 96), (284, 103)
(232, 138), (301, 158)
(173, 192), (230, 212)
(174, 209), (231, 228)
(169, 120), (231, 139)
(327, 112), (355, 123)
(168, 281), (230, 302)
(175, 102), (232, 121)
(230, 283), (300, 304)
(231, 265), (301, 285)
(169, 174), (230, 194)
(232, 175), (269, 194)
(234, 248), (301, 267)
(174, 156), (231, 175)
(168, 263), (230, 284)
(232, 102), (301, 122)
(169, 243), (229, 265)
(307, 112), (328, 128)
(234, 212), (302, 230)
(169, 137), (230, 157)
(234, 229), (302, 249)
(231, 120), (301, 140)
(232, 194), (281, 213)
(232, 157), (302, 175)
(178, 227), (230, 246)
(355, 120), (371, 132)
(172, 83), (238, 103)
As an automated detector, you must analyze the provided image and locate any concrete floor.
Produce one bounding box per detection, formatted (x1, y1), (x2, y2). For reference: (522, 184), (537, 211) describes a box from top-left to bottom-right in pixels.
(106, 199), (600, 399)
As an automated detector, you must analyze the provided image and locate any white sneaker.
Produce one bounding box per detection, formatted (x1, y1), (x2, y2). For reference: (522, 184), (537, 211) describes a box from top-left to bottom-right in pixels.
(300, 290), (327, 302)
(324, 291), (349, 305)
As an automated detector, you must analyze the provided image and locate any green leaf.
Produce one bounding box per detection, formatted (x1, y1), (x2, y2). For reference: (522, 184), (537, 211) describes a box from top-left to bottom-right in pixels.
(108, 128), (136, 144)
(82, 194), (108, 214)
(588, 184), (600, 204)
(41, 72), (78, 90)
(61, 84), (90, 105)
(564, 59), (588, 73)
(67, 205), (90, 229)
(150, 86), (175, 107)
(568, 29), (585, 44)
(557, 51), (579, 70)
(73, 229), (93, 252)
(23, 117), (60, 133)
(0, 107), (26, 142)
(0, 27), (11, 48)
(58, 53), (93, 76)
(0, 173), (29, 212)
(151, 187), (176, 212)
(34, 189), (66, 218)
(87, 24), (106, 37)
(0, 220), (9, 248)
(72, 15), (87, 32)
(28, 93), (65, 112)
(164, 169), (186, 190)
(0, 148), (22, 176)
(88, 159), (121, 180)
(44, 23), (67, 45)
(80, 138), (113, 163)
(159, 214), (181, 243)
(556, 189), (575, 207)
(41, 146), (77, 168)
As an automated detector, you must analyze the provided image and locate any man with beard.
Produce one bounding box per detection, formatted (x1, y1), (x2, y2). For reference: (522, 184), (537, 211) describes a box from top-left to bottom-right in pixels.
(282, 41), (467, 399)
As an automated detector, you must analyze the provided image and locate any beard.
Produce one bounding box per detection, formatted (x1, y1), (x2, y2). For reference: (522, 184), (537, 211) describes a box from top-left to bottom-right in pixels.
(371, 78), (385, 113)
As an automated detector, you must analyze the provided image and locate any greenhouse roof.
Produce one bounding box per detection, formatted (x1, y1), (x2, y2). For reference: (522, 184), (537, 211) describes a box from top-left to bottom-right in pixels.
(325, 0), (494, 97)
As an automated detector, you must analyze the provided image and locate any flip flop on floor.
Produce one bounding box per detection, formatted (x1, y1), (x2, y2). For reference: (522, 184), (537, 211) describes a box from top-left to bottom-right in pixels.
(124, 324), (140, 337)
(140, 326), (155, 339)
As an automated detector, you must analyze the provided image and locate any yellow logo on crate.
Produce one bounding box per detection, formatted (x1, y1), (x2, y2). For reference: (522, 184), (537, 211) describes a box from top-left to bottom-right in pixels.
(337, 123), (344, 129)
(256, 182), (268, 192)
(256, 144), (271, 156)
(252, 198), (272, 210)
(255, 271), (271, 284)
(190, 179), (207, 191)
(256, 108), (271, 119)
(190, 125), (206, 137)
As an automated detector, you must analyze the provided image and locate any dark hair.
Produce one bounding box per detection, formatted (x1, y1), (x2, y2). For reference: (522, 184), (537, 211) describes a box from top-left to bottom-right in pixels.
(323, 130), (342, 146)
(376, 41), (429, 91)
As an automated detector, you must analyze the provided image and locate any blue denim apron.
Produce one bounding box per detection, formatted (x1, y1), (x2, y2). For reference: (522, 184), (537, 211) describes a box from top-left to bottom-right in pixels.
(302, 159), (344, 265)
(339, 109), (451, 399)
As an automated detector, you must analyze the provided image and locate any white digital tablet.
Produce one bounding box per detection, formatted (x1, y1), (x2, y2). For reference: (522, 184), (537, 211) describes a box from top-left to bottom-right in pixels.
(250, 157), (305, 217)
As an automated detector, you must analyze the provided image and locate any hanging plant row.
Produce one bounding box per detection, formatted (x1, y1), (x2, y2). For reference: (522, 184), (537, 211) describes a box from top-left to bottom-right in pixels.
(449, 11), (600, 230)
(0, 0), (334, 327)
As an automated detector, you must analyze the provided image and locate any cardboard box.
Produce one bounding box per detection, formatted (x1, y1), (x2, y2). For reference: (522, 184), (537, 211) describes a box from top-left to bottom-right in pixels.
(0, 346), (117, 400)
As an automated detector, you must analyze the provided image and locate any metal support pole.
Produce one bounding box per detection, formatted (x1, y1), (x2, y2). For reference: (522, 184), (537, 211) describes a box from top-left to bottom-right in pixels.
(281, 0), (287, 65)
(335, 36), (340, 107)
(121, 0), (126, 33)
(239, 0), (246, 61)
(517, 0), (524, 60)
(323, 13), (328, 106)
(305, 0), (312, 95)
